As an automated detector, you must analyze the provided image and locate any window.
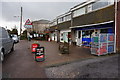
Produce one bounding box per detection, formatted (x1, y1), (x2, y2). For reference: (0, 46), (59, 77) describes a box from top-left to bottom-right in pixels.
(73, 7), (86, 17)
(87, 4), (92, 13)
(65, 15), (71, 21)
(100, 29), (108, 33)
(108, 0), (114, 5)
(92, 0), (109, 11)
(58, 18), (61, 23)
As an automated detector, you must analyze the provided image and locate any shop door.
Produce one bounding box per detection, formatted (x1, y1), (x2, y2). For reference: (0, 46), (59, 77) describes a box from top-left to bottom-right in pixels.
(76, 31), (82, 46)
(63, 32), (68, 43)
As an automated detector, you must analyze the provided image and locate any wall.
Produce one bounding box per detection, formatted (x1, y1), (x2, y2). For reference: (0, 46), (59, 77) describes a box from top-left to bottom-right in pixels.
(73, 5), (115, 27)
(116, 1), (120, 53)
(58, 20), (71, 30)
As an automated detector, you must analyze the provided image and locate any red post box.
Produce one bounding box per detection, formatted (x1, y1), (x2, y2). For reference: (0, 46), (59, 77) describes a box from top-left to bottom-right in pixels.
(31, 43), (40, 53)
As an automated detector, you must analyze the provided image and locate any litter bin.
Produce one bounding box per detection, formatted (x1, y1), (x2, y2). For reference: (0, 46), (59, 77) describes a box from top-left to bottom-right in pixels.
(35, 47), (45, 62)
(31, 43), (40, 53)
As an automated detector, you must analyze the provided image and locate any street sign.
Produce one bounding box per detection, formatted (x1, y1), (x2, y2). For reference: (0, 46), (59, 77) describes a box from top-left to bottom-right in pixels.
(24, 19), (33, 28)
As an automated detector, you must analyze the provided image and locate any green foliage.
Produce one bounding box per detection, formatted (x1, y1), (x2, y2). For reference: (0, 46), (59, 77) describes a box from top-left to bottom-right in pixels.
(20, 35), (27, 40)
(21, 30), (27, 40)
(11, 28), (18, 35)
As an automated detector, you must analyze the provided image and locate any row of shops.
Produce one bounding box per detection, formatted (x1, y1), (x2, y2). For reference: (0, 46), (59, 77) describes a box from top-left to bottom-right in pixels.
(50, 21), (115, 55)
(48, 0), (120, 54)
(50, 21), (114, 46)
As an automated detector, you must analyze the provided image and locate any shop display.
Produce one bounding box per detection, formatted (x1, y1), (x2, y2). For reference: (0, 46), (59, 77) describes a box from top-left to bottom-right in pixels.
(108, 45), (114, 53)
(91, 33), (115, 56)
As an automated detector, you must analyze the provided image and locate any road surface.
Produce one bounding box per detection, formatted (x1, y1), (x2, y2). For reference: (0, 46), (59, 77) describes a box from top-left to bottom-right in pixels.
(2, 40), (47, 78)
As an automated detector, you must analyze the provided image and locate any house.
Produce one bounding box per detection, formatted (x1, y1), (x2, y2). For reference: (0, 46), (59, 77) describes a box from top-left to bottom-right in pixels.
(32, 19), (50, 33)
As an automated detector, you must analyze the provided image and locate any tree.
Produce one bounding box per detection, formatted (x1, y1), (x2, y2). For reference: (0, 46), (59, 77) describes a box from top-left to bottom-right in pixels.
(11, 28), (18, 35)
(20, 30), (27, 40)
(22, 30), (27, 37)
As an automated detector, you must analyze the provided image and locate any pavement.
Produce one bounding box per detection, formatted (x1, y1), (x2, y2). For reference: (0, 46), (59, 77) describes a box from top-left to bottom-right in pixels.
(46, 54), (119, 78)
(2, 40), (118, 78)
(28, 40), (97, 67)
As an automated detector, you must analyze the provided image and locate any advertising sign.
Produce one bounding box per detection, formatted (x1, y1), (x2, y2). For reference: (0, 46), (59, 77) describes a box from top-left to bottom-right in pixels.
(35, 47), (45, 62)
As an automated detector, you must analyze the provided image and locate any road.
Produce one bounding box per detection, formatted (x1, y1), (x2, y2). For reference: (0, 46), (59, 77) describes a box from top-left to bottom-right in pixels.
(2, 40), (99, 78)
(46, 54), (119, 78)
(2, 40), (47, 78)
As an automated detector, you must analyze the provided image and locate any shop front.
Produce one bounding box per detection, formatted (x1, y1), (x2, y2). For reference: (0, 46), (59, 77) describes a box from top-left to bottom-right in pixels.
(60, 29), (71, 43)
(71, 21), (115, 47)
(51, 31), (57, 41)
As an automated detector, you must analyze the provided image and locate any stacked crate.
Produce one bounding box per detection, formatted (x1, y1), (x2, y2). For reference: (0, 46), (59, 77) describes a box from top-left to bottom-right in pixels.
(107, 34), (115, 53)
(91, 34), (99, 55)
(91, 33), (115, 56)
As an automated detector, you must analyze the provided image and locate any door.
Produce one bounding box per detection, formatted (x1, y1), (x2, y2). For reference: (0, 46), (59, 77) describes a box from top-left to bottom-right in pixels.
(76, 31), (82, 46)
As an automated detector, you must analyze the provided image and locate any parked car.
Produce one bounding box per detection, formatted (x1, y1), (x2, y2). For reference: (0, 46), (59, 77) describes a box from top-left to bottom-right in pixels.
(0, 27), (14, 61)
(11, 34), (19, 43)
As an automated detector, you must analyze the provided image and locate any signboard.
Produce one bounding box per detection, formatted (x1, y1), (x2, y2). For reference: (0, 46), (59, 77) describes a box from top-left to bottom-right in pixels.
(35, 47), (45, 62)
(24, 19), (33, 28)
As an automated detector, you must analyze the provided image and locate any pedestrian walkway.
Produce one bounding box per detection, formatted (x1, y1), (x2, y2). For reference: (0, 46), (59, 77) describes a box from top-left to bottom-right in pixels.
(29, 40), (97, 67)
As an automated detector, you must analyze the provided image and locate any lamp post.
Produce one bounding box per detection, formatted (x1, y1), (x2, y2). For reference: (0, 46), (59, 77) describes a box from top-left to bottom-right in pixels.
(20, 7), (23, 39)
(13, 7), (22, 39)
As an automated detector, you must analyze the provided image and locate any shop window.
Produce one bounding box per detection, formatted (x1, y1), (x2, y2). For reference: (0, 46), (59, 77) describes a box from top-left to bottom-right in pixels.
(100, 29), (108, 33)
(82, 31), (91, 38)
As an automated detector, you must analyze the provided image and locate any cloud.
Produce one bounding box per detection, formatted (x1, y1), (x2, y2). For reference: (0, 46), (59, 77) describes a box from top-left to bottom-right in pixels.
(1, 0), (87, 2)
(1, 1), (86, 33)
(2, 2), (79, 22)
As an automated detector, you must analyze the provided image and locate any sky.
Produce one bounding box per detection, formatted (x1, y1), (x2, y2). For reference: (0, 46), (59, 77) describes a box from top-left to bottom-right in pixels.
(0, 0), (87, 34)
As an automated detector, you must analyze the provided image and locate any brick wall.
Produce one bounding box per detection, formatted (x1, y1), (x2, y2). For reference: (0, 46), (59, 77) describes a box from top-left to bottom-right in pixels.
(116, 1), (120, 53)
